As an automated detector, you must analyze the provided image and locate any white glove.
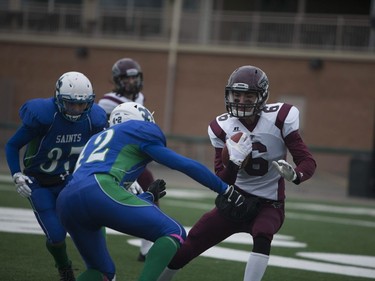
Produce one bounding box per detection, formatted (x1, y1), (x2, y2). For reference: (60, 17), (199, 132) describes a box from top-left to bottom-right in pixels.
(128, 181), (144, 195)
(226, 133), (252, 167)
(272, 160), (297, 182)
(13, 172), (33, 198)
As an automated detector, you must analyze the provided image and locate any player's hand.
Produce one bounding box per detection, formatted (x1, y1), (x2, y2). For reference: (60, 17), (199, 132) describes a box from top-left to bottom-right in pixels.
(128, 181), (144, 195)
(272, 160), (297, 182)
(13, 172), (33, 198)
(222, 185), (245, 207)
(146, 179), (166, 202)
(227, 133), (252, 167)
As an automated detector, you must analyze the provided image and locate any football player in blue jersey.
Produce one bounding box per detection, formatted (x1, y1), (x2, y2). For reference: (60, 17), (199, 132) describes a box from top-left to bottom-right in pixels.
(5, 71), (108, 281)
(56, 102), (246, 281)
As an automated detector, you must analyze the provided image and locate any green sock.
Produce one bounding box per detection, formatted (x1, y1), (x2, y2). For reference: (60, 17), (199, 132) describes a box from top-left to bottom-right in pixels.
(46, 240), (71, 269)
(77, 269), (105, 281)
(138, 236), (180, 281)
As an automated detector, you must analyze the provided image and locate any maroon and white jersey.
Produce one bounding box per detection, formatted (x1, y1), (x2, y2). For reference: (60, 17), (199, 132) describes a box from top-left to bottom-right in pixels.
(208, 102), (316, 201)
(98, 92), (145, 115)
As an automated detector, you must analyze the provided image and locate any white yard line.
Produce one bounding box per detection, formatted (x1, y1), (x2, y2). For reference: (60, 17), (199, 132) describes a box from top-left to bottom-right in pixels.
(1, 203), (375, 279)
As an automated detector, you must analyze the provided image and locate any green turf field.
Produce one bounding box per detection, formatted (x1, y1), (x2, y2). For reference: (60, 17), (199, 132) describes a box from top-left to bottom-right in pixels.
(1, 180), (374, 281)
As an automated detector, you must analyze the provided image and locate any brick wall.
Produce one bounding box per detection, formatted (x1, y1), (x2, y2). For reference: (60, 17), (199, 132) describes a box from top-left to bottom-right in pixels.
(0, 41), (373, 151)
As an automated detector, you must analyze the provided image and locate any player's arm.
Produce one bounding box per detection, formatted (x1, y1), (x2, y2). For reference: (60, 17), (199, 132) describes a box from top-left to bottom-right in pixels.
(273, 106), (316, 184)
(283, 130), (316, 184)
(5, 125), (38, 198)
(135, 123), (245, 206)
(7, 99), (54, 197)
(6, 100), (49, 174)
(5, 125), (38, 175)
(207, 124), (245, 185)
(143, 144), (228, 194)
(90, 104), (109, 131)
(213, 147), (239, 185)
(143, 144), (245, 207)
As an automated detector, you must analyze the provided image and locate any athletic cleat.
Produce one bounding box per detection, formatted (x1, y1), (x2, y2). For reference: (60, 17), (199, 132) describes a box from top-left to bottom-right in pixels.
(137, 252), (146, 262)
(58, 266), (76, 281)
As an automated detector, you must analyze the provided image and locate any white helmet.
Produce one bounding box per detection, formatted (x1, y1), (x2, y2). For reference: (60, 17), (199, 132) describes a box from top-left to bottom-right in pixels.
(109, 102), (155, 126)
(55, 71), (95, 122)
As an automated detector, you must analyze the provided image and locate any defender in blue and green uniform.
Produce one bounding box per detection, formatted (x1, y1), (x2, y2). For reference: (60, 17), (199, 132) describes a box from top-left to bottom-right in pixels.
(5, 71), (107, 281)
(57, 102), (245, 281)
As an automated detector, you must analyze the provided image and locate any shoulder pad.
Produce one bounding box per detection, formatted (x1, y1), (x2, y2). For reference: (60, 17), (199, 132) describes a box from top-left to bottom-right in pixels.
(89, 104), (109, 129)
(129, 121), (166, 147)
(19, 98), (56, 127)
(209, 115), (228, 143)
(275, 103), (299, 136)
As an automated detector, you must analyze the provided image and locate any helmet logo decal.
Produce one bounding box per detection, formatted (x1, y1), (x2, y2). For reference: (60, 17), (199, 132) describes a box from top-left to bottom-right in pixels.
(232, 83), (249, 90)
(126, 68), (139, 76)
(138, 106), (154, 122)
(56, 78), (63, 93)
(258, 75), (269, 90)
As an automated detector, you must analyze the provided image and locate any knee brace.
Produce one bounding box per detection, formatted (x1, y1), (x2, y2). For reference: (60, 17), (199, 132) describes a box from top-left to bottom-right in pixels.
(252, 235), (271, 255)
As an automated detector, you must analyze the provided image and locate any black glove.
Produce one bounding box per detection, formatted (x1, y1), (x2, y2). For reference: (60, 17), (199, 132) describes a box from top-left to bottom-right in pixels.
(146, 179), (166, 202)
(222, 185), (245, 207)
(215, 186), (260, 222)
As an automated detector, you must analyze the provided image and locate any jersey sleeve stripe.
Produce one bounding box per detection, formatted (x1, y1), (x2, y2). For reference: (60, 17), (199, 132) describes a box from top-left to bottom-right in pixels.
(275, 103), (293, 137)
(209, 118), (226, 143)
(102, 95), (124, 104)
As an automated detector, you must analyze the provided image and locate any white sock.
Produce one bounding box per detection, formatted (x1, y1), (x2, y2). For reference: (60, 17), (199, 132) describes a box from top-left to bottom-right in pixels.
(140, 239), (153, 256)
(157, 267), (179, 281)
(243, 252), (269, 281)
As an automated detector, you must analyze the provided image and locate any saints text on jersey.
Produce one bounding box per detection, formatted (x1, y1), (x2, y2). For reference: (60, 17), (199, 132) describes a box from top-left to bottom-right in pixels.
(56, 134), (82, 143)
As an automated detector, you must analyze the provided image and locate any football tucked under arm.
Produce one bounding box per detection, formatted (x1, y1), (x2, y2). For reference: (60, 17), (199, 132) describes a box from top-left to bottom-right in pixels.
(222, 132), (252, 168)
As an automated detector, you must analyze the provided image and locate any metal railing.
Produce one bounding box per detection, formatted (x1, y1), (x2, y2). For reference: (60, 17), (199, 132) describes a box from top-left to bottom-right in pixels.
(0, 3), (373, 52)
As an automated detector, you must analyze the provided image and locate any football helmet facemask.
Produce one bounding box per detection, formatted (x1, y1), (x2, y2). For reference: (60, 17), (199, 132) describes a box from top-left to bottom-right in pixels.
(55, 71), (95, 122)
(112, 58), (143, 100)
(225, 65), (269, 118)
(109, 102), (155, 126)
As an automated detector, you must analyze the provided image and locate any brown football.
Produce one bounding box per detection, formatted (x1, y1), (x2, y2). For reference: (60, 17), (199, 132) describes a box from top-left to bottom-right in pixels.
(221, 132), (244, 166)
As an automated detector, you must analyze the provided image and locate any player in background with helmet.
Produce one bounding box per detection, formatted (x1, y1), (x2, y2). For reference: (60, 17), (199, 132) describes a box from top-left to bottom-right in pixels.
(98, 57), (156, 261)
(5, 71), (107, 281)
(56, 102), (247, 281)
(157, 65), (317, 281)
(98, 58), (145, 117)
